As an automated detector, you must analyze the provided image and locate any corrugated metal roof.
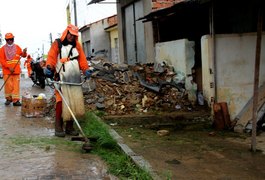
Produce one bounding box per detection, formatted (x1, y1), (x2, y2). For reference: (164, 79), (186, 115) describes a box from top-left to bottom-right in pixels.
(87, 0), (118, 5)
(87, 0), (105, 5)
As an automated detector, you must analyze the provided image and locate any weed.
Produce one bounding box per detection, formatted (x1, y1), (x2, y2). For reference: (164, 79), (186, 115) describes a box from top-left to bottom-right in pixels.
(8, 136), (80, 152)
(81, 112), (153, 179)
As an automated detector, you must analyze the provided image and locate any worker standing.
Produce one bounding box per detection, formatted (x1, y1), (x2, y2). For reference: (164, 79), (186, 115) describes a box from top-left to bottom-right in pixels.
(24, 54), (33, 77)
(44, 24), (92, 137)
(0, 33), (27, 106)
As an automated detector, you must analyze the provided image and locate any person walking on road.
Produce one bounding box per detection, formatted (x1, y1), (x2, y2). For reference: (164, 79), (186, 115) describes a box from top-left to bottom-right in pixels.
(44, 24), (93, 137)
(0, 33), (27, 106)
(24, 54), (33, 77)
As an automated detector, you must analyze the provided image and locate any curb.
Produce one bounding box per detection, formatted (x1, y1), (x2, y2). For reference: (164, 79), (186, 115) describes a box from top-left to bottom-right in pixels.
(93, 114), (161, 180)
(109, 129), (161, 180)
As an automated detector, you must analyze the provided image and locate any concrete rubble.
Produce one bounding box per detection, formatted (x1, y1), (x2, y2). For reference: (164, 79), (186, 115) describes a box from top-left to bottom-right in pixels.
(82, 58), (203, 116)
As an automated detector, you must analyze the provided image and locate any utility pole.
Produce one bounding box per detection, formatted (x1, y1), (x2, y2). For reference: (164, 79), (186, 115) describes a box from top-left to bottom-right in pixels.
(74, 0), (78, 26)
(42, 43), (44, 60)
(49, 33), (53, 45)
(0, 31), (2, 46)
(251, 2), (263, 153)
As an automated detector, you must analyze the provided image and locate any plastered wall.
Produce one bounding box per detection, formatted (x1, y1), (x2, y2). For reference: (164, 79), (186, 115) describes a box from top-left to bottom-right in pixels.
(202, 33), (265, 124)
(155, 39), (196, 103)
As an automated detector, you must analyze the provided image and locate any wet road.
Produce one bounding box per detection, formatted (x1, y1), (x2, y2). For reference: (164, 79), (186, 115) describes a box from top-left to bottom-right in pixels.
(0, 77), (115, 180)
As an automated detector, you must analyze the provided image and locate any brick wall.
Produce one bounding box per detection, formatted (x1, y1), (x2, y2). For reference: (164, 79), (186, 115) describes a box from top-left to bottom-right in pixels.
(152, 0), (184, 11)
(107, 15), (118, 27)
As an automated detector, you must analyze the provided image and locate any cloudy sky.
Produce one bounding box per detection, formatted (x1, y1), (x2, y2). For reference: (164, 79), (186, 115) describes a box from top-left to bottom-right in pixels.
(0, 0), (117, 59)
(85, 0), (117, 24)
(0, 0), (67, 57)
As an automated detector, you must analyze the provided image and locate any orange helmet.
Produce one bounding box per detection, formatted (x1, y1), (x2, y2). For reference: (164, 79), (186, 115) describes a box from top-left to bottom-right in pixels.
(60, 24), (79, 41)
(5, 33), (14, 39)
(67, 24), (79, 37)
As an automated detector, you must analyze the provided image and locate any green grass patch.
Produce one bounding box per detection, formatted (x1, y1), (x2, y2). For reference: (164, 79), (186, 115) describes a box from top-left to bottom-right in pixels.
(8, 136), (80, 152)
(81, 111), (153, 179)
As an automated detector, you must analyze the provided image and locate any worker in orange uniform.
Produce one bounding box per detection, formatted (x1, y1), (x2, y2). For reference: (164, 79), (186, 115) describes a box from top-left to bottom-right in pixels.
(0, 33), (27, 106)
(44, 24), (93, 137)
(24, 54), (33, 77)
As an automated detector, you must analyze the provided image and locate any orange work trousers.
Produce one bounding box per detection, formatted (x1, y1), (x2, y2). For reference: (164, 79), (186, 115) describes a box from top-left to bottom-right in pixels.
(3, 74), (20, 102)
(27, 66), (32, 77)
(55, 89), (62, 103)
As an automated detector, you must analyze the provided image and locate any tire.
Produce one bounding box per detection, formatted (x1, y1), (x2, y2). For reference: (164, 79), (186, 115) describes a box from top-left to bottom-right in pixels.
(31, 72), (37, 85)
(38, 76), (46, 89)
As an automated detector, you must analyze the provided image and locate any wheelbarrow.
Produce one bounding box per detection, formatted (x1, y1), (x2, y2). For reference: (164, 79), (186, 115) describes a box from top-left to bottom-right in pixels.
(47, 77), (93, 152)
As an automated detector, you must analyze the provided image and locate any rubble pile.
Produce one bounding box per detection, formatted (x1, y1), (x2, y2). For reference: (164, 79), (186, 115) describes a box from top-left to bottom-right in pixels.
(83, 60), (198, 116)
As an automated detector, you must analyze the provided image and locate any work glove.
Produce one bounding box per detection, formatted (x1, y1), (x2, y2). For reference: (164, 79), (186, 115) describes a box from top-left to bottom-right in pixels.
(23, 48), (27, 53)
(60, 57), (69, 63)
(44, 65), (54, 78)
(85, 69), (93, 79)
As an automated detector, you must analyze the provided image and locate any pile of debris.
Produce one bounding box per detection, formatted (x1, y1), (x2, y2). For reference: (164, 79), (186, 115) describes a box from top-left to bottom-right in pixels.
(83, 59), (204, 116)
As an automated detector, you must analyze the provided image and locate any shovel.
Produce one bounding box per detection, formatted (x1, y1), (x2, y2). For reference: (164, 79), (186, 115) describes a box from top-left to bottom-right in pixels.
(47, 78), (92, 152)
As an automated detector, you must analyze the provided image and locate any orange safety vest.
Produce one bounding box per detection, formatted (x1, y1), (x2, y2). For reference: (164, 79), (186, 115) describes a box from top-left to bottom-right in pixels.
(0, 44), (27, 75)
(46, 39), (89, 74)
(24, 56), (32, 69)
(46, 38), (89, 103)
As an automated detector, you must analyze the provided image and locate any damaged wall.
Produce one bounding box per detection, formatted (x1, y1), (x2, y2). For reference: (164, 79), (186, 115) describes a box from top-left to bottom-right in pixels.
(155, 39), (196, 104)
(89, 19), (111, 59)
(202, 33), (265, 126)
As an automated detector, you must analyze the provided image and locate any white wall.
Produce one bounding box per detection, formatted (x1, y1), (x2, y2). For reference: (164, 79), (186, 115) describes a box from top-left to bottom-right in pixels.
(90, 19), (111, 59)
(202, 33), (265, 125)
(155, 39), (196, 103)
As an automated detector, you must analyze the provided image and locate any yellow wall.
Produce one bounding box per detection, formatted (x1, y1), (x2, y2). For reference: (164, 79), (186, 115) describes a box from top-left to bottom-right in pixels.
(110, 29), (118, 48)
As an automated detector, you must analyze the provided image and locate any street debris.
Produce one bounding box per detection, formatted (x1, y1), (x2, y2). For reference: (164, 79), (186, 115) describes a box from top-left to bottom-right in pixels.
(82, 59), (204, 116)
(21, 92), (48, 118)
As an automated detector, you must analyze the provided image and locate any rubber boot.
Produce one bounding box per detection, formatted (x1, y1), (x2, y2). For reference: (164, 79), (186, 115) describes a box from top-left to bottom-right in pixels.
(5, 97), (12, 106)
(5, 99), (12, 105)
(55, 102), (65, 137)
(65, 120), (79, 136)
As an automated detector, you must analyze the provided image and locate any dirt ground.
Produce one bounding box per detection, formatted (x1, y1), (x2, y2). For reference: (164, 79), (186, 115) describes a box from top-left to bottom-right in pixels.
(108, 117), (265, 180)
(2, 78), (265, 179)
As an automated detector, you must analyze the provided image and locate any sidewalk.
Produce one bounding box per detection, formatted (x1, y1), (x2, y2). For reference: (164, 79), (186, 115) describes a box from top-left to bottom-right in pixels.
(0, 78), (116, 179)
